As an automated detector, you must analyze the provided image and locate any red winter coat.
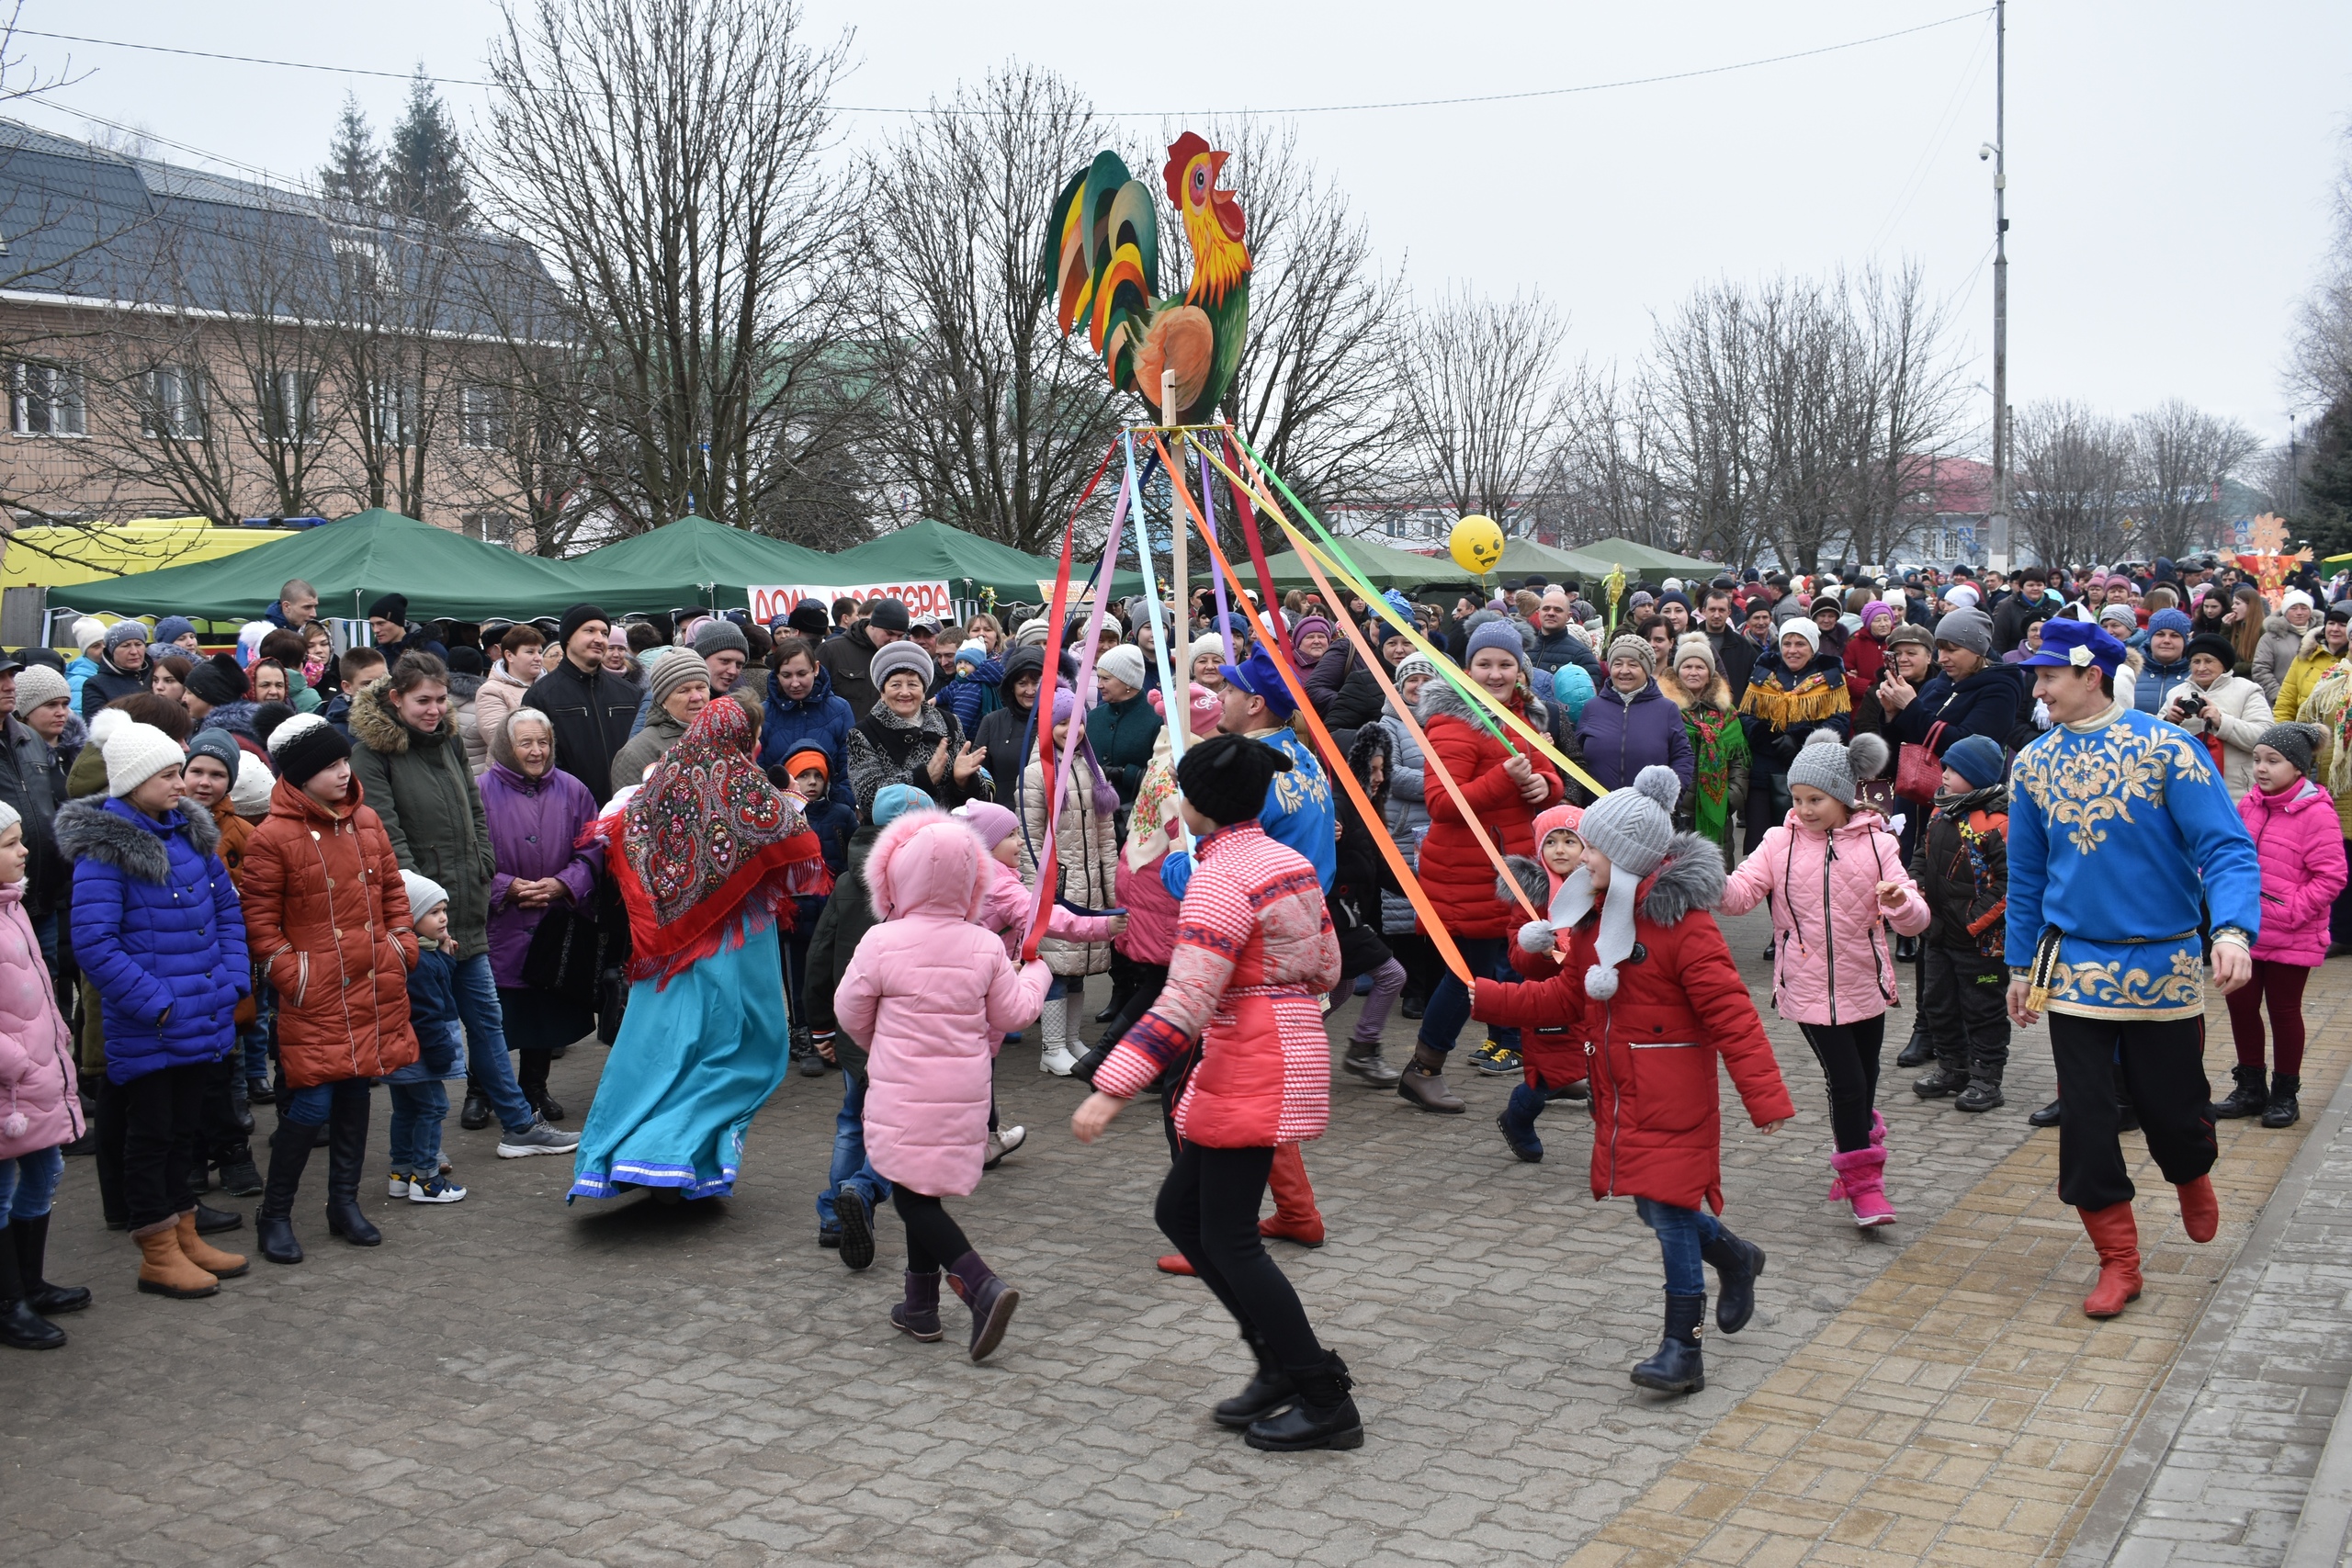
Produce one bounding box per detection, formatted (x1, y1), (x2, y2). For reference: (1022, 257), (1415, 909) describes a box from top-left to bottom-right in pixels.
(1472, 833), (1793, 1212)
(1415, 679), (1562, 939)
(240, 774), (421, 1089)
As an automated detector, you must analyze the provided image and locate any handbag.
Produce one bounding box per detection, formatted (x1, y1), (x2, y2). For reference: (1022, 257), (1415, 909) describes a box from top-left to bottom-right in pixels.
(520, 904), (597, 998)
(1894, 720), (1948, 804)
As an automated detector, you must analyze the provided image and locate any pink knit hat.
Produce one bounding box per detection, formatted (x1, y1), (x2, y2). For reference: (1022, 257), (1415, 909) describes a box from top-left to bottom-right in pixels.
(1148, 681), (1223, 739)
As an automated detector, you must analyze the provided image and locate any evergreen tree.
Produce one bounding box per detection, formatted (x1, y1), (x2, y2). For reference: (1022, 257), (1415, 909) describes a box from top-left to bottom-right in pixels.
(386, 66), (470, 228)
(2300, 392), (2352, 559)
(319, 92), (381, 208)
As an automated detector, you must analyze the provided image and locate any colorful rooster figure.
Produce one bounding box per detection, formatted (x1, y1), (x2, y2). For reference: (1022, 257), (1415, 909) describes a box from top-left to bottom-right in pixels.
(1049, 132), (1251, 425)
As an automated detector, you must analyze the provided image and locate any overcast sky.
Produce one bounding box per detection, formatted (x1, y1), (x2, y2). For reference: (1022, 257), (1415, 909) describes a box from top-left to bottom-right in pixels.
(18, 2), (2352, 455)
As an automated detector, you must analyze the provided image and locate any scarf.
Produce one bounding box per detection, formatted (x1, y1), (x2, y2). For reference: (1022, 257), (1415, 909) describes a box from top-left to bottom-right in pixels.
(1679, 699), (1747, 845)
(856, 699), (941, 769)
(591, 697), (819, 987)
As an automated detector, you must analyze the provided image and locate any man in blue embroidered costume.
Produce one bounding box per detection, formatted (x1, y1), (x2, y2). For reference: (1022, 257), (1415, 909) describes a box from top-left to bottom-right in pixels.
(1161, 646), (1336, 897)
(2007, 618), (2260, 1320)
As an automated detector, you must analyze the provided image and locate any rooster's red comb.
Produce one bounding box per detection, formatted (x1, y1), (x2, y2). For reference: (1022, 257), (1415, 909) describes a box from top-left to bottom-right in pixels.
(1164, 131), (1214, 204)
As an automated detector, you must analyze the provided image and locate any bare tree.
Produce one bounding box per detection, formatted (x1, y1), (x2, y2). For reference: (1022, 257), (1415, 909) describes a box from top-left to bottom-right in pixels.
(2012, 400), (2136, 568)
(2289, 128), (2352, 416)
(2131, 399), (2263, 559)
(476, 0), (862, 546)
(1394, 287), (1566, 527)
(1544, 361), (1678, 549)
(857, 66), (1127, 556)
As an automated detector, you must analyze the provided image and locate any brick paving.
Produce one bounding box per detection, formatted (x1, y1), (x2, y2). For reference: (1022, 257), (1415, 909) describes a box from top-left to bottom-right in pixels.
(1, 903), (2074, 1567)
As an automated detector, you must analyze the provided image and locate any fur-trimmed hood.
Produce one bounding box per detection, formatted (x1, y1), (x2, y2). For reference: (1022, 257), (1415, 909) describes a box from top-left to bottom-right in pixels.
(55, 795), (221, 884)
(347, 673), (458, 757)
(1499, 829), (1723, 930)
(865, 807), (989, 924)
(1414, 671), (1549, 733)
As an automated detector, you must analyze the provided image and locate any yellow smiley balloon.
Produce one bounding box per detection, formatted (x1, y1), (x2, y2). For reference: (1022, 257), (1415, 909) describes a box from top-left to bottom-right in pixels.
(1450, 514), (1505, 575)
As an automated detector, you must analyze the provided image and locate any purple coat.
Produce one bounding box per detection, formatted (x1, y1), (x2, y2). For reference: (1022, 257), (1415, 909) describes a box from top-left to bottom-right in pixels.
(1576, 679), (1695, 795)
(481, 761), (604, 990)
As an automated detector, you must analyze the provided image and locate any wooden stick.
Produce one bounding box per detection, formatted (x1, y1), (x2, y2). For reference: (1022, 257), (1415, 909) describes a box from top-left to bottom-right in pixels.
(1162, 370), (1188, 705)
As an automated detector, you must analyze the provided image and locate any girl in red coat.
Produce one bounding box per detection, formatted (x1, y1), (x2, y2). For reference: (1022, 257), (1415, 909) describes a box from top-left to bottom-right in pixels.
(1494, 802), (1589, 1163)
(1073, 734), (1356, 1452)
(1473, 766), (1794, 1396)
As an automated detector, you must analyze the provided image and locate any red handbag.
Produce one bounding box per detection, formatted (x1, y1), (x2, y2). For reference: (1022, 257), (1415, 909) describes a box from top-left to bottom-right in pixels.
(1894, 720), (1948, 804)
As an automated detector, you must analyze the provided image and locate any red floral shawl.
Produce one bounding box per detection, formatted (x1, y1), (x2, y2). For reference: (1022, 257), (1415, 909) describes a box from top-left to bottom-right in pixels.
(589, 699), (821, 986)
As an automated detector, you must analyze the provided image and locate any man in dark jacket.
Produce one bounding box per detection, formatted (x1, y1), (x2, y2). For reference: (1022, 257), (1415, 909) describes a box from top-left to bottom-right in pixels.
(1989, 568), (2053, 656)
(520, 604), (640, 802)
(1697, 587), (1758, 705)
(1528, 591), (1600, 681)
(367, 593), (447, 666)
(818, 598), (909, 719)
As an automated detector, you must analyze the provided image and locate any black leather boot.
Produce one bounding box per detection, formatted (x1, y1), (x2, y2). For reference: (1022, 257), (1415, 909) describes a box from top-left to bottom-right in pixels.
(459, 1085), (491, 1131)
(2028, 1099), (2063, 1128)
(1630, 1292), (1708, 1395)
(257, 1114), (315, 1265)
(0, 1235), (64, 1350)
(2211, 1064), (2267, 1119)
(12, 1214), (90, 1314)
(2263, 1074), (2301, 1129)
(215, 1142), (265, 1197)
(1894, 1024), (1933, 1070)
(1244, 1350), (1363, 1451)
(323, 1092), (381, 1247)
(1213, 1328), (1298, 1429)
(1702, 1231), (1765, 1335)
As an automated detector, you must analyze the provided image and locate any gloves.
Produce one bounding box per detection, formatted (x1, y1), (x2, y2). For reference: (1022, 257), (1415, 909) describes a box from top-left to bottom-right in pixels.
(1517, 919), (1556, 954)
(1160, 851), (1194, 901)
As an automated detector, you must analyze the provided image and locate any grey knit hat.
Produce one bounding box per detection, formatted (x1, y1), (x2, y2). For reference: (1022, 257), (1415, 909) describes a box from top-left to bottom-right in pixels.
(1578, 764), (1681, 882)
(647, 649), (712, 707)
(1605, 634), (1656, 678)
(2255, 721), (2325, 780)
(1933, 607), (1995, 659)
(869, 638), (934, 692)
(690, 618), (751, 660)
(1785, 729), (1893, 809)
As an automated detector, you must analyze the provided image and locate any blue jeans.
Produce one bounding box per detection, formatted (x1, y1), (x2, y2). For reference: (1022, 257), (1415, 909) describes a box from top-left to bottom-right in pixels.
(453, 953), (535, 1135)
(1415, 935), (1521, 1056)
(30, 908), (56, 975)
(816, 1073), (889, 1226)
(0, 1145), (65, 1225)
(387, 1082), (448, 1172)
(1636, 1196), (1725, 1296)
(281, 1077), (369, 1127)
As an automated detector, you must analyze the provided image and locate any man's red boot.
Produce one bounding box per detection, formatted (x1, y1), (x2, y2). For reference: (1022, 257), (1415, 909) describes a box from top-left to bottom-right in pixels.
(2176, 1175), (2219, 1244)
(1259, 1143), (1326, 1247)
(2080, 1201), (2143, 1319)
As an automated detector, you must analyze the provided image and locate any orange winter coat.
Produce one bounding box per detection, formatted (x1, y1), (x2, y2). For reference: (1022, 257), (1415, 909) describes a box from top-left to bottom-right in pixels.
(209, 796), (258, 1028)
(239, 773), (421, 1088)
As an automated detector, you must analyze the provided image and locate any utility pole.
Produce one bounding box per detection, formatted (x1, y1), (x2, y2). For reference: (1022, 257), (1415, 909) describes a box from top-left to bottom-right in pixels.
(1986, 0), (2010, 572)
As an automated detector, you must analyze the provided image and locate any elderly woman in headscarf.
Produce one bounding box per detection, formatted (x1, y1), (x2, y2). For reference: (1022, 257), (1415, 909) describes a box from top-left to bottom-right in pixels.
(568, 699), (825, 1202)
(843, 640), (990, 823)
(1019, 685), (1122, 1077)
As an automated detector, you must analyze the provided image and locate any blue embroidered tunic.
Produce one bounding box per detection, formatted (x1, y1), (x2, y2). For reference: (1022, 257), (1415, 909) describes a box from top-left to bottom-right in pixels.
(2006, 702), (2260, 1021)
(1160, 727), (1339, 900)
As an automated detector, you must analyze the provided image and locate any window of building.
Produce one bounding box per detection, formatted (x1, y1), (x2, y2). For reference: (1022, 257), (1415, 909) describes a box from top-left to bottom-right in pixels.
(371, 381), (413, 447)
(255, 369), (315, 443)
(11, 362), (85, 436)
(141, 365), (204, 440)
(459, 385), (505, 449)
(460, 510), (514, 546)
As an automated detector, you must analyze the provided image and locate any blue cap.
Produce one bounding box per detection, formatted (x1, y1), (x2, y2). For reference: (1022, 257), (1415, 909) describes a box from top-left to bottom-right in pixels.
(2146, 607), (2193, 638)
(153, 615), (198, 646)
(872, 784), (934, 825)
(2020, 617), (2125, 674)
(1941, 734), (2007, 791)
(1220, 646), (1298, 718)
(1381, 589), (1414, 621)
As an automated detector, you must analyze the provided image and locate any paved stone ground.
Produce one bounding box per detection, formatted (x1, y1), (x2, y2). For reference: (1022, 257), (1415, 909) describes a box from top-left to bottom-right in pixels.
(2, 905), (2060, 1568)
(2096, 1055), (2352, 1568)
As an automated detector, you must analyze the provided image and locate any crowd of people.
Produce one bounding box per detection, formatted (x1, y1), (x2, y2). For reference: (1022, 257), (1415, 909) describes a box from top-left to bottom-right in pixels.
(0, 547), (2338, 1450)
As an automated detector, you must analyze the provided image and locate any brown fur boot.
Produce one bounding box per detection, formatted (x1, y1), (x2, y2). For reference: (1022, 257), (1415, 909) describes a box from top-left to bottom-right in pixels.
(133, 1220), (218, 1299)
(175, 1211), (249, 1279)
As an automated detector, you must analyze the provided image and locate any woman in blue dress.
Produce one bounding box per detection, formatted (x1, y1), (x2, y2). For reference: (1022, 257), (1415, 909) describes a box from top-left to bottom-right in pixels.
(569, 699), (823, 1201)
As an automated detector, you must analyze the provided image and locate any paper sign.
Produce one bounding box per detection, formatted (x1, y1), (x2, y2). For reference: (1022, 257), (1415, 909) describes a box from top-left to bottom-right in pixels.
(747, 580), (955, 624)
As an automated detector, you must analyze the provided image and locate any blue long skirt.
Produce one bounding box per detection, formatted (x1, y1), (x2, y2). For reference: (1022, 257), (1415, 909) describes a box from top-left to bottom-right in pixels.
(568, 921), (790, 1201)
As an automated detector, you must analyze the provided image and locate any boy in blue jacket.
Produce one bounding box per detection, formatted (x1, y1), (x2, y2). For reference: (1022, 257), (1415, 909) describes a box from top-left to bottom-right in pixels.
(386, 872), (467, 1205)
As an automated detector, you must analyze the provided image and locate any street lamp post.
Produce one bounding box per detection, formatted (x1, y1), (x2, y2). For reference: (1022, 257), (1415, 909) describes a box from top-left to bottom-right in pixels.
(1984, 0), (2010, 572)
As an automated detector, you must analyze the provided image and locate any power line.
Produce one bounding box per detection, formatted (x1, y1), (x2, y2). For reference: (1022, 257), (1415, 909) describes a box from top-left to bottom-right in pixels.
(16, 9), (1991, 118)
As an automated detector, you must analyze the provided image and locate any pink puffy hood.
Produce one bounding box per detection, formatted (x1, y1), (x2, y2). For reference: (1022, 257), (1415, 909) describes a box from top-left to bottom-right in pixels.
(865, 809), (989, 925)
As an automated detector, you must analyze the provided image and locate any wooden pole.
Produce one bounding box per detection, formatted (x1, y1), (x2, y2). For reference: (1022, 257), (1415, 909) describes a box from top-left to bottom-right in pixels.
(1162, 371), (1188, 700)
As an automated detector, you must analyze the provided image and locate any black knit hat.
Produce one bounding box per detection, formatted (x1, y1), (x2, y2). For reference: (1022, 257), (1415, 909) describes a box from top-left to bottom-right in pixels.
(2186, 632), (2240, 671)
(786, 603), (831, 640)
(1175, 733), (1292, 827)
(367, 592), (409, 624)
(267, 712), (351, 788)
(866, 598), (911, 634)
(558, 604), (610, 650)
(186, 651), (247, 707)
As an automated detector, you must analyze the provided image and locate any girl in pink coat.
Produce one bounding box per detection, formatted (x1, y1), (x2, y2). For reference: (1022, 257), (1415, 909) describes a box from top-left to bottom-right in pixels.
(1721, 730), (1929, 1228)
(0, 802), (89, 1348)
(2221, 724), (2348, 1130)
(834, 809), (1053, 1363)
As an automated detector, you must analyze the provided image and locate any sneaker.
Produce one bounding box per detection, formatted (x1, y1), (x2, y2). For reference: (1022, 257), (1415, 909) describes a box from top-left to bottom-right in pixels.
(819, 1223), (842, 1249)
(408, 1173), (468, 1203)
(387, 1169), (413, 1199)
(497, 1120), (582, 1158)
(835, 1187), (876, 1271)
(1955, 1079), (2006, 1113)
(1473, 1039), (1521, 1077)
(984, 1124), (1026, 1169)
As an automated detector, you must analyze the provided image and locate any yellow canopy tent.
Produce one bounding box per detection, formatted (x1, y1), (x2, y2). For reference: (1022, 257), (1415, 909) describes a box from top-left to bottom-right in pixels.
(3, 517), (293, 592)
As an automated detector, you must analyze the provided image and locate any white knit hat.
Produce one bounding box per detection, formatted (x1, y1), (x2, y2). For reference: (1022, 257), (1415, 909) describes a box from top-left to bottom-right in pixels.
(12, 665), (67, 716)
(401, 869), (449, 923)
(1098, 643), (1148, 692)
(231, 751), (275, 818)
(104, 721), (185, 797)
(72, 616), (107, 652)
(0, 800), (21, 839)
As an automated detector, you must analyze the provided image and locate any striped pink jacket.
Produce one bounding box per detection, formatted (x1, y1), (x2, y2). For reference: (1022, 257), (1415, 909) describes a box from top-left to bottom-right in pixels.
(1095, 820), (1341, 1146)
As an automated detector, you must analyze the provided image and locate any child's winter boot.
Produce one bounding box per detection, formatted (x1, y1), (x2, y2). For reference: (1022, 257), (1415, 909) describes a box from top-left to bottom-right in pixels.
(1243, 1349), (1363, 1451)
(946, 1250), (1020, 1363)
(891, 1269), (943, 1342)
(1496, 1083), (1545, 1163)
(1629, 1293), (1707, 1394)
(1037, 996), (1079, 1077)
(1701, 1229), (1767, 1334)
(1214, 1327), (1297, 1429)
(1828, 1146), (1896, 1227)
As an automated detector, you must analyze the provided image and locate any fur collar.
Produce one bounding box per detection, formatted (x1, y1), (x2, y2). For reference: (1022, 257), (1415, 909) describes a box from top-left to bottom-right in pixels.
(1415, 673), (1549, 735)
(1498, 829), (1724, 930)
(348, 675), (455, 756)
(54, 795), (220, 885)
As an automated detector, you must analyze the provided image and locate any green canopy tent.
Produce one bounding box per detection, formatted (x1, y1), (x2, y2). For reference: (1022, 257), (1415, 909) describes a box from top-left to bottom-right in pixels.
(559, 516), (839, 616)
(57, 509), (586, 623)
(1494, 537), (1616, 582)
(1239, 536), (1478, 594)
(1569, 536), (1725, 580)
(823, 518), (1145, 607)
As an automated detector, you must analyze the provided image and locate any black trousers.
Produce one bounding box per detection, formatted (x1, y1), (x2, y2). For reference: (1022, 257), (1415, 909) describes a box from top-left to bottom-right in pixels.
(1797, 1016), (1886, 1153)
(120, 1063), (207, 1231)
(1921, 947), (2011, 1079)
(890, 1187), (974, 1274)
(2049, 1011), (2215, 1211)
(1155, 1142), (1322, 1371)
(1099, 964), (1170, 1058)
